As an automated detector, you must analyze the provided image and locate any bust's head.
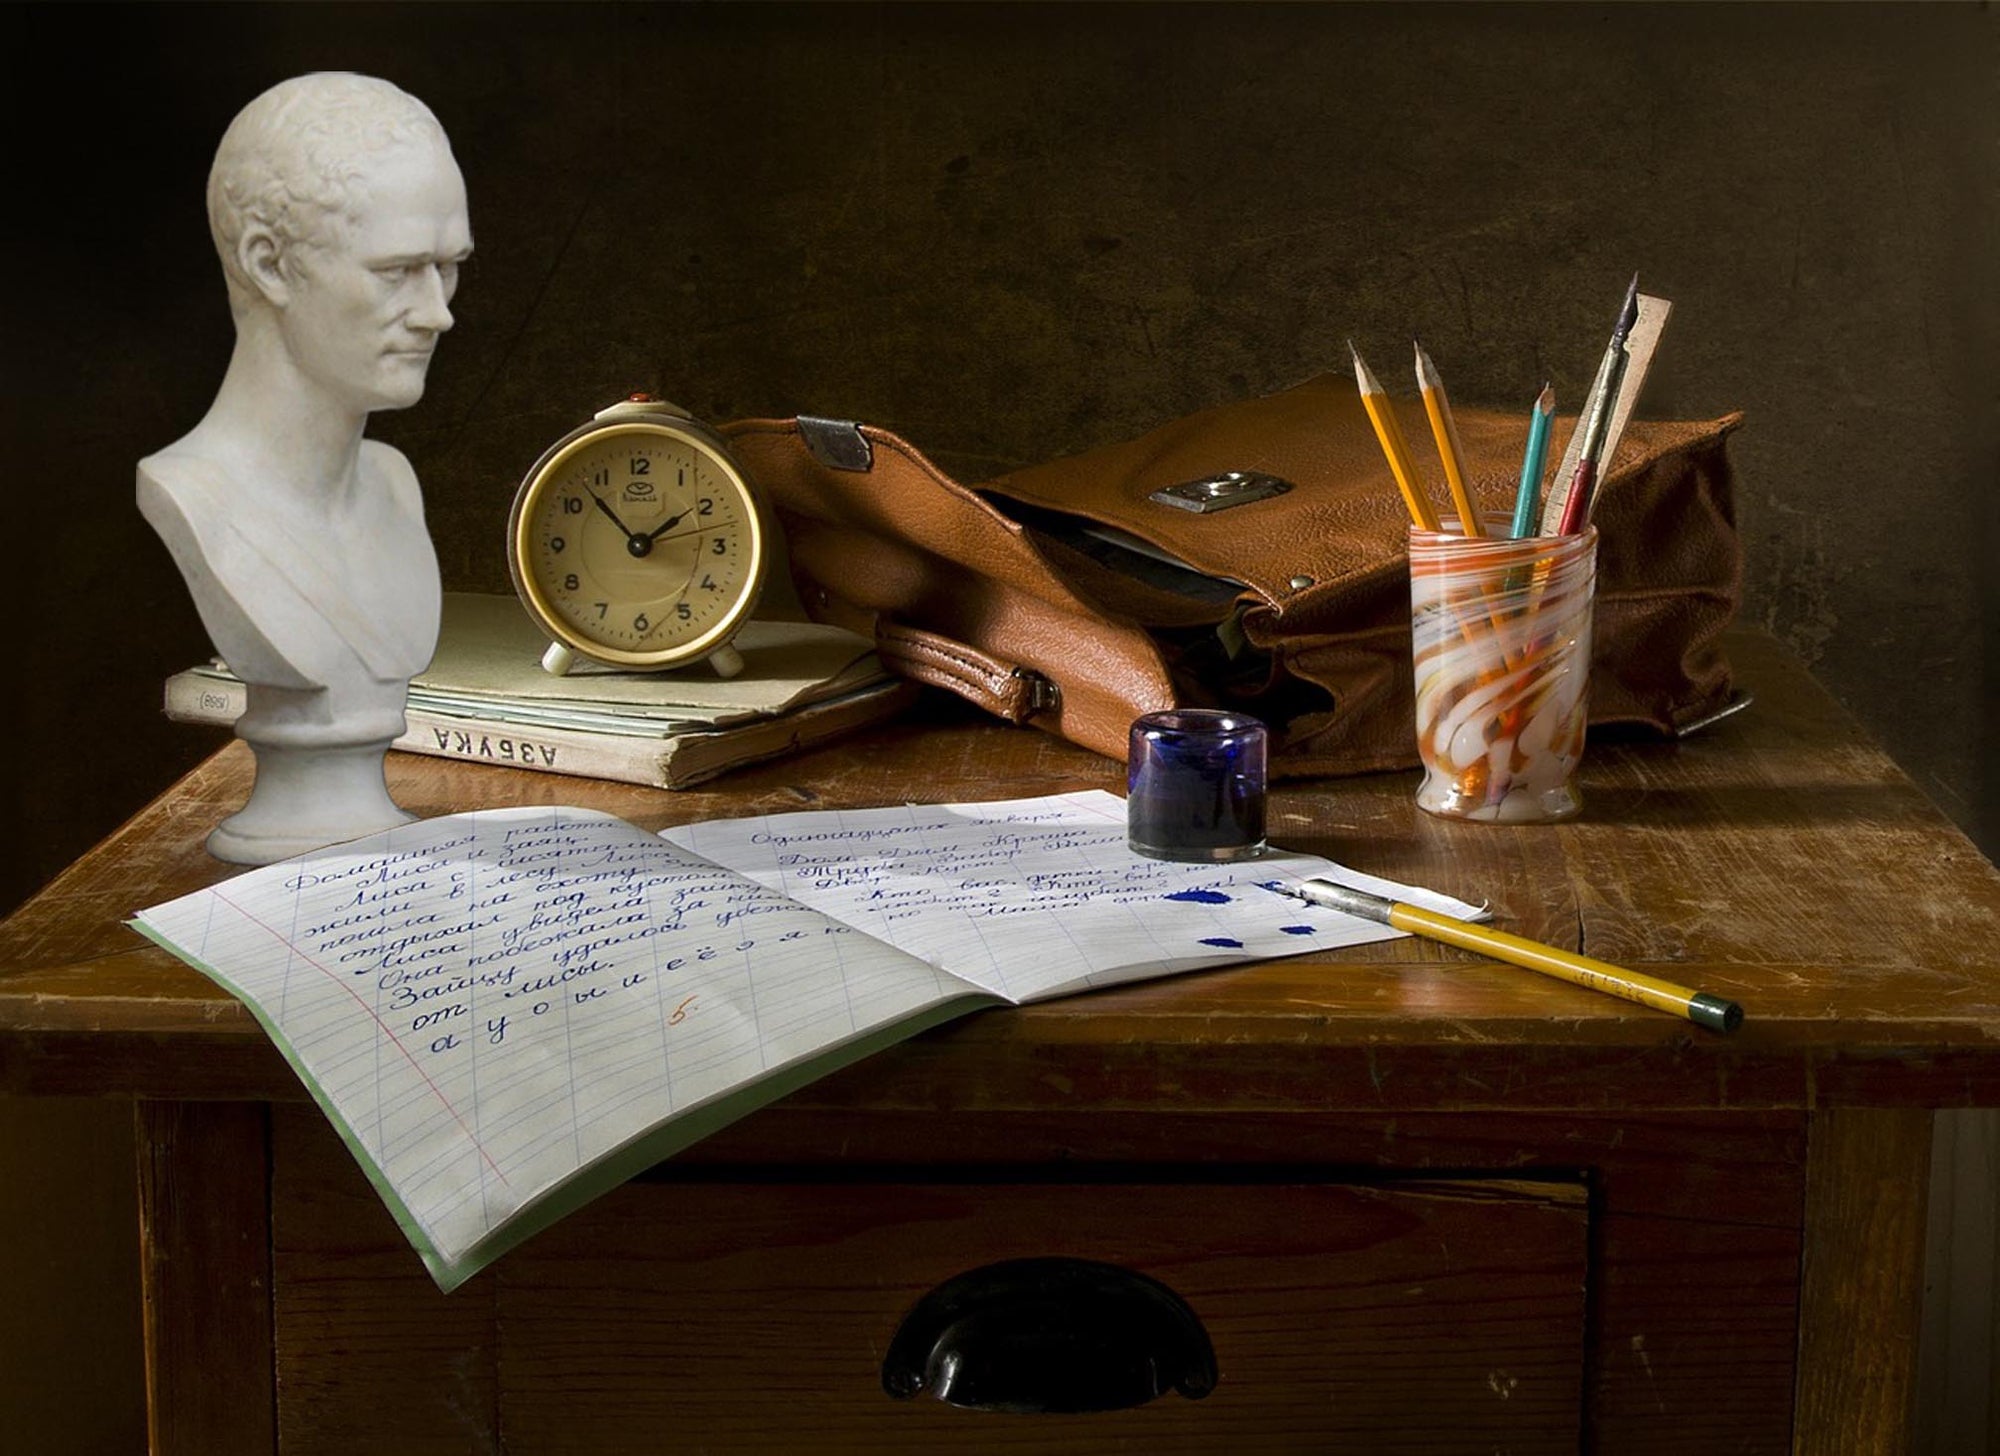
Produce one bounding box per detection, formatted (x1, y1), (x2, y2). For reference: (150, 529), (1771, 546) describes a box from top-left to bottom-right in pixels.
(208, 73), (472, 414)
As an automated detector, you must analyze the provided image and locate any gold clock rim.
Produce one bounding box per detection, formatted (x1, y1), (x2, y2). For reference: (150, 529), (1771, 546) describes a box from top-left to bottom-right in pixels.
(506, 416), (767, 671)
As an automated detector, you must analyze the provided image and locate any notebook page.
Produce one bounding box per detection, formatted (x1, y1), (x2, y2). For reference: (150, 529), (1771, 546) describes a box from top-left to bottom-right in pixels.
(664, 790), (1484, 1002)
(132, 807), (975, 1286)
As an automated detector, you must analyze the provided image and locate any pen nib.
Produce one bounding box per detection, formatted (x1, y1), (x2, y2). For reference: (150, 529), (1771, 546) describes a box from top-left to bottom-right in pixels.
(1614, 274), (1640, 343)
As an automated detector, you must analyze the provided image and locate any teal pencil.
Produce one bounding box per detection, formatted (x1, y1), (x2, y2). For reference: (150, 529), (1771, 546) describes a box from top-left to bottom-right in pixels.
(1509, 383), (1555, 538)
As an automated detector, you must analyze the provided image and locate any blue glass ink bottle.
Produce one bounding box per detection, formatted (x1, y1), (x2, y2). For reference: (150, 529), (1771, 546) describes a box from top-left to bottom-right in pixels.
(1126, 709), (1268, 862)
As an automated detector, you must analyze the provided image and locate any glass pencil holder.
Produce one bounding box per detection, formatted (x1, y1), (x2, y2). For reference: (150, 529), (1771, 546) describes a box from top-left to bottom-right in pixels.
(1407, 517), (1597, 824)
(1126, 709), (1268, 862)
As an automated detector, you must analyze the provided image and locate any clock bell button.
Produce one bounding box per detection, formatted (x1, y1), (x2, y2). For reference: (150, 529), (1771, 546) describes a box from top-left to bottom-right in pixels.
(594, 393), (692, 423)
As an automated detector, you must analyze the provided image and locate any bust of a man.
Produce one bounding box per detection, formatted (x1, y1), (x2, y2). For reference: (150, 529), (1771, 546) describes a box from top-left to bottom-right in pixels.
(139, 73), (472, 864)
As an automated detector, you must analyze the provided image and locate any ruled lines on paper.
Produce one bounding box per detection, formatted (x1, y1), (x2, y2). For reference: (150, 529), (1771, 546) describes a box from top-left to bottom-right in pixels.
(134, 808), (954, 1268)
(663, 790), (1475, 1002)
(134, 792), (1481, 1286)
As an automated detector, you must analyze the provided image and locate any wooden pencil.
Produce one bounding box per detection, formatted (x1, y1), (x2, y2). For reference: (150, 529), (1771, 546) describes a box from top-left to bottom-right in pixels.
(1414, 340), (1483, 536)
(1509, 383), (1556, 539)
(1277, 878), (1744, 1034)
(1350, 341), (1440, 531)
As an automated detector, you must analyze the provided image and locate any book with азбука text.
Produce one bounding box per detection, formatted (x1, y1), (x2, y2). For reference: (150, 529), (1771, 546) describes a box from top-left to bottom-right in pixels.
(162, 592), (918, 789)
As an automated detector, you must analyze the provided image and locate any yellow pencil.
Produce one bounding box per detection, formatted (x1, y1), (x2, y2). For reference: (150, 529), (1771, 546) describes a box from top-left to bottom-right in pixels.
(1350, 341), (1440, 531)
(1413, 340), (1483, 536)
(1278, 878), (1744, 1034)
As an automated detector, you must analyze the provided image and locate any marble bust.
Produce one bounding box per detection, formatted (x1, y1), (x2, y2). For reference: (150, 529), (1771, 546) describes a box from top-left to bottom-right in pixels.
(139, 73), (472, 864)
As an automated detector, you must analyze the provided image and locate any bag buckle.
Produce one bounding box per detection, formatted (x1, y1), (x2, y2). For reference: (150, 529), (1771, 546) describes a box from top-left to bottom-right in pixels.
(1148, 471), (1292, 513)
(798, 416), (874, 472)
(1012, 666), (1061, 715)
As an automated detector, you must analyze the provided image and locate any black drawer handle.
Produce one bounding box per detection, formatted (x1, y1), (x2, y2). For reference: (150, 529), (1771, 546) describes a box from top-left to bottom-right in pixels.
(882, 1256), (1217, 1413)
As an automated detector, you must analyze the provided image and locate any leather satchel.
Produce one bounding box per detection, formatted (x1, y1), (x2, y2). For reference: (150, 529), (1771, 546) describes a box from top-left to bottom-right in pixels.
(723, 373), (1743, 775)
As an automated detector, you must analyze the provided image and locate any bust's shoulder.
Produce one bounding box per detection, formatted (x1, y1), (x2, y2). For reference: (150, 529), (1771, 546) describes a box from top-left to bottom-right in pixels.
(136, 447), (235, 539)
(359, 438), (425, 518)
(137, 442), (224, 492)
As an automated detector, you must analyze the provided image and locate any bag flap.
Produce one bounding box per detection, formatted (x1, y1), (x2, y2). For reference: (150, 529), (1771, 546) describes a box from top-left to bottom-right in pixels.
(979, 372), (1742, 622)
(724, 417), (1129, 623)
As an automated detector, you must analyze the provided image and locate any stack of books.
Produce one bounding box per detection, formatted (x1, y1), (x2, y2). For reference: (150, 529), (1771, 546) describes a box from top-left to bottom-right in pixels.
(164, 593), (918, 789)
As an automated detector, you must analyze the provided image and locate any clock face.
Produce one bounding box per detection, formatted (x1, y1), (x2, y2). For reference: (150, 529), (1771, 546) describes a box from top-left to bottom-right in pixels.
(510, 419), (764, 668)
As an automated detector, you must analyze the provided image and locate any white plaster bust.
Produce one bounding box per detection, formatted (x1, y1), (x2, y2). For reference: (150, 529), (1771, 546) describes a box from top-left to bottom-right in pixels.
(139, 73), (472, 864)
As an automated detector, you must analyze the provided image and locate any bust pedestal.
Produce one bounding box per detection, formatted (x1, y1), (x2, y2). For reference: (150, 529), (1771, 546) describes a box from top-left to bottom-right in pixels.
(203, 676), (422, 865)
(211, 739), (412, 864)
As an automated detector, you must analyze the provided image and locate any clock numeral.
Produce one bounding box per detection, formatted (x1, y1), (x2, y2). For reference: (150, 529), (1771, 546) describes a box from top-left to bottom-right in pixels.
(630, 457), (651, 476)
(564, 573), (580, 592)
(698, 497), (714, 516)
(549, 536), (565, 553)
(676, 602), (692, 621)
(700, 573), (718, 592)
(562, 495), (584, 514)
(710, 538), (727, 555)
(593, 470), (609, 488)
(593, 602), (608, 618)
(634, 612), (650, 633)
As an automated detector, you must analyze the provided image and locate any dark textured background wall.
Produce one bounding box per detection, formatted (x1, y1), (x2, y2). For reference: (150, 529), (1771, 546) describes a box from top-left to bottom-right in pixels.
(4, 2), (1995, 919)
(1, 4), (1995, 1445)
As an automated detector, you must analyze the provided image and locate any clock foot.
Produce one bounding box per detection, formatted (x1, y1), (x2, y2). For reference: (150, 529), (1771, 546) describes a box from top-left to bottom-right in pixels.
(540, 641), (576, 676)
(708, 645), (745, 679)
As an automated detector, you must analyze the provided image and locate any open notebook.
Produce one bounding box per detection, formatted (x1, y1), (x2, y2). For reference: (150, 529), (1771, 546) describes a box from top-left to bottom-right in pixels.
(132, 789), (1479, 1290)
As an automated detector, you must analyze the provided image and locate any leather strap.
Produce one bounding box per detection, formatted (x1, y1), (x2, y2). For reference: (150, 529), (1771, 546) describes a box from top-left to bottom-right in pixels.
(875, 622), (1058, 723)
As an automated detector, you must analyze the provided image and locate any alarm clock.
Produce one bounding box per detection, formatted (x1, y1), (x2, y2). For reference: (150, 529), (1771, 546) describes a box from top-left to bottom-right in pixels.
(506, 396), (767, 678)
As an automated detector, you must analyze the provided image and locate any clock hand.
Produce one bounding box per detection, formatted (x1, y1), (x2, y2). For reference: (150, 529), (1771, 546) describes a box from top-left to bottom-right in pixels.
(648, 506), (744, 544)
(645, 508), (693, 542)
(590, 492), (693, 559)
(643, 520), (725, 548)
(587, 491), (645, 545)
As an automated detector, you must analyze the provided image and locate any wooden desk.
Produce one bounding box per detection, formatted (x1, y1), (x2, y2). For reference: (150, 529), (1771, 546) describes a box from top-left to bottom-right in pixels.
(4, 630), (1997, 1454)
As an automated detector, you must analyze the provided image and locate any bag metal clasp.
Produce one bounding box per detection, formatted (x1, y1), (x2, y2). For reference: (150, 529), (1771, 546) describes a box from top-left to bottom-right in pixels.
(1147, 471), (1292, 513)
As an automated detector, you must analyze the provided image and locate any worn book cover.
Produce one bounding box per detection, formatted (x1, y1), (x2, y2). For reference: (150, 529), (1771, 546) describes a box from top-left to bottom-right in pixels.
(164, 593), (917, 788)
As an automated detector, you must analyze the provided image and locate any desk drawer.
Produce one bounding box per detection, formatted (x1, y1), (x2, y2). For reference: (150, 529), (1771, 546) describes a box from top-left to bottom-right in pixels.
(272, 1113), (1588, 1453)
